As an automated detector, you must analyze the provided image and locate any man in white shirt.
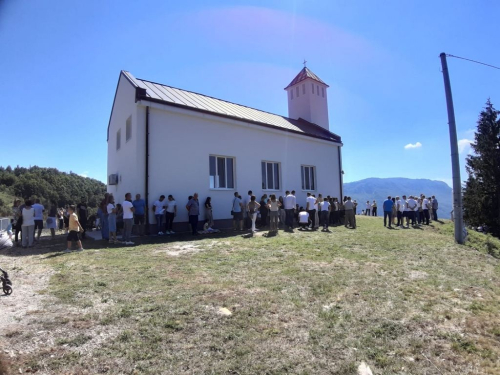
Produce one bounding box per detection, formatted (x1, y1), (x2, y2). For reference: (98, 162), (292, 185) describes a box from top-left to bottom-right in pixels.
(153, 195), (166, 235)
(165, 195), (177, 234)
(283, 190), (296, 231)
(298, 207), (310, 230)
(320, 198), (331, 231)
(32, 199), (45, 241)
(421, 195), (430, 225)
(121, 193), (135, 245)
(306, 193), (317, 229)
(396, 196), (404, 227)
(406, 195), (417, 227)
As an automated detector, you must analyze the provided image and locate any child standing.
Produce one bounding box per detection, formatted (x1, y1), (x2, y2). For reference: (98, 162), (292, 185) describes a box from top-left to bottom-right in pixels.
(65, 205), (84, 252)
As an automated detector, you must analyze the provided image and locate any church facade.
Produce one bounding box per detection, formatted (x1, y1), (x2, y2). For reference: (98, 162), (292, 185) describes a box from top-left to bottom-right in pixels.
(107, 67), (343, 229)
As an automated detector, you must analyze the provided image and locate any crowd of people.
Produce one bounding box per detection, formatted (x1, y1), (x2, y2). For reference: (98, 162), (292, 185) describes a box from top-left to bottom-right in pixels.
(5, 191), (440, 250)
(9, 198), (88, 251)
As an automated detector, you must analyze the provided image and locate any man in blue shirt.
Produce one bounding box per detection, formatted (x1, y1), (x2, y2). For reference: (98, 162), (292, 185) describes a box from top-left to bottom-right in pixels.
(133, 194), (146, 236)
(383, 196), (394, 228)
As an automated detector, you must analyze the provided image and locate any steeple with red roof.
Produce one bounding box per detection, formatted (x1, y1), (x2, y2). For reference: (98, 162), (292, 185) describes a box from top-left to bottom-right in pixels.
(285, 66), (330, 130)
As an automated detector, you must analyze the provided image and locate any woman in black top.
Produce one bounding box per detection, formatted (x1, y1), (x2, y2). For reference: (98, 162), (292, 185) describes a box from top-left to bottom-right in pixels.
(259, 194), (268, 229)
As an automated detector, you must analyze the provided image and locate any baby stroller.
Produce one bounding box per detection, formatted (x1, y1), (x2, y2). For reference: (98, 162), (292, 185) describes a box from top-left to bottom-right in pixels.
(0, 267), (12, 295)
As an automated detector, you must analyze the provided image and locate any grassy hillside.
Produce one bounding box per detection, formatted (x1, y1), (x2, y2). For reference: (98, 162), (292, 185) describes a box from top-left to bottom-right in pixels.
(1, 217), (499, 374)
(345, 178), (452, 218)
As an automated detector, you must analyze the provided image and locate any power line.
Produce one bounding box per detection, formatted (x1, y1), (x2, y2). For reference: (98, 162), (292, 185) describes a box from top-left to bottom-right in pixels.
(446, 54), (500, 70)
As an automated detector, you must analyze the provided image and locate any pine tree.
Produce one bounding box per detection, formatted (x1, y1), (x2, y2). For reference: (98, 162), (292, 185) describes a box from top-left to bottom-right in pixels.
(463, 99), (500, 236)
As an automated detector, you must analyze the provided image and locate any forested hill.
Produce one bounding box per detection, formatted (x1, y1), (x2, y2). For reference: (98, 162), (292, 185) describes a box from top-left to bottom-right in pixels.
(0, 166), (106, 216)
(344, 177), (453, 218)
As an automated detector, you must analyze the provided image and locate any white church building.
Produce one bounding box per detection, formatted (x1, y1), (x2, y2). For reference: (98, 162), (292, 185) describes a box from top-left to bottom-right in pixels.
(107, 66), (343, 230)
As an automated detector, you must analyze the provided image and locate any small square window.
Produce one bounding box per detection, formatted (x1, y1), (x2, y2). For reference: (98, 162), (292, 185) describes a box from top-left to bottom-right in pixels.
(210, 155), (235, 189)
(125, 116), (132, 141)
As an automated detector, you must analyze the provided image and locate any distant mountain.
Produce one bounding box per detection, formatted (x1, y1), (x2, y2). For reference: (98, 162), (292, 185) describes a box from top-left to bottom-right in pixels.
(344, 178), (453, 218)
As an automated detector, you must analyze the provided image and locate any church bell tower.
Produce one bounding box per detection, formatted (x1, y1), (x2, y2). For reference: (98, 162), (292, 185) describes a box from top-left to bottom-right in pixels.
(285, 65), (330, 130)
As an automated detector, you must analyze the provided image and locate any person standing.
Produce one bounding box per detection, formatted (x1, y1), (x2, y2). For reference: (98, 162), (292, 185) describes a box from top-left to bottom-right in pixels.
(259, 194), (268, 229)
(204, 197), (214, 230)
(306, 193), (317, 229)
(153, 195), (166, 235)
(383, 196), (394, 228)
(391, 197), (397, 226)
(407, 195), (417, 227)
(242, 190), (252, 229)
(283, 190), (296, 231)
(365, 201), (371, 216)
(12, 199), (22, 246)
(21, 200), (35, 248)
(32, 199), (45, 241)
(107, 195), (118, 244)
(132, 194), (146, 236)
(77, 199), (88, 239)
(165, 195), (177, 234)
(186, 193), (200, 235)
(371, 200), (378, 216)
(422, 195), (430, 225)
(99, 193), (110, 241)
(231, 192), (244, 231)
(431, 196), (439, 221)
(344, 197), (356, 229)
(247, 196), (261, 233)
(320, 197), (331, 231)
(267, 194), (280, 232)
(47, 202), (58, 240)
(65, 205), (85, 253)
(122, 193), (135, 245)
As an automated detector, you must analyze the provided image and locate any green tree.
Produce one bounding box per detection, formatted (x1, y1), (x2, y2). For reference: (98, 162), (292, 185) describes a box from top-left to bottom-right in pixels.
(463, 100), (500, 237)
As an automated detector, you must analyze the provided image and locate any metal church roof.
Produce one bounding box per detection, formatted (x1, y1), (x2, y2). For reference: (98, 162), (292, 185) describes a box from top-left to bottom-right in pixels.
(119, 71), (341, 143)
(284, 67), (329, 89)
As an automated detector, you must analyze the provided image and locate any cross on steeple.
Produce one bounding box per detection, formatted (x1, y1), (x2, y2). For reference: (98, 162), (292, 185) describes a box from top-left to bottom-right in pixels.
(303, 59), (307, 68)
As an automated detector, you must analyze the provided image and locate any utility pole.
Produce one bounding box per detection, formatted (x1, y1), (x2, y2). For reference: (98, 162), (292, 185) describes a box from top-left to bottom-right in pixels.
(440, 53), (465, 244)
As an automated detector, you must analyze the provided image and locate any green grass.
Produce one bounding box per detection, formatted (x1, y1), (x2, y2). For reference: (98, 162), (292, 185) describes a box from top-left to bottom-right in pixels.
(3, 217), (500, 374)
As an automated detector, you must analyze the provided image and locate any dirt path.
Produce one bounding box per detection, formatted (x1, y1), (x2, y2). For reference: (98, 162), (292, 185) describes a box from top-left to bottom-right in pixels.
(0, 246), (53, 371)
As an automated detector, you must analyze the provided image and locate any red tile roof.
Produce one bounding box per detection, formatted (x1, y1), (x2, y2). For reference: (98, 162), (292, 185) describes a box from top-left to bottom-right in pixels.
(284, 67), (329, 89)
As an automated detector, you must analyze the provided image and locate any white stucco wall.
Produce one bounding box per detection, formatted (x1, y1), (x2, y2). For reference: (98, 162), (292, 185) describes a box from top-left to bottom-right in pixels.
(107, 74), (146, 203)
(144, 102), (341, 224)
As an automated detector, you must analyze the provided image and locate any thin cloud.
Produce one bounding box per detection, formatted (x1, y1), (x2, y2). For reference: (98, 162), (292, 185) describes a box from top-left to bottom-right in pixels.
(404, 142), (422, 149)
(79, 171), (89, 178)
(458, 139), (473, 154)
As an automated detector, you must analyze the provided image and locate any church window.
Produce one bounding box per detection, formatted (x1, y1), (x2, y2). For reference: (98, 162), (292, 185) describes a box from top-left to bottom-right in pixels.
(125, 116), (132, 141)
(261, 161), (280, 190)
(322, 87), (325, 98)
(316, 85), (320, 95)
(291, 90), (293, 100)
(296, 86), (299, 97)
(312, 83), (314, 93)
(116, 129), (121, 151)
(302, 84), (305, 94)
(301, 165), (316, 191)
(209, 155), (234, 189)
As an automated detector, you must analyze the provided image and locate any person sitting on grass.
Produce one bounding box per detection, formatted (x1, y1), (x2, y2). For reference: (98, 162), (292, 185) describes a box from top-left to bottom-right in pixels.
(65, 205), (84, 253)
(298, 207), (310, 230)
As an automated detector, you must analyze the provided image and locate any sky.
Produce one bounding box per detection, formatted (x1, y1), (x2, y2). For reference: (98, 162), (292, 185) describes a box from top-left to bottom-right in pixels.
(1, 0), (499, 186)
